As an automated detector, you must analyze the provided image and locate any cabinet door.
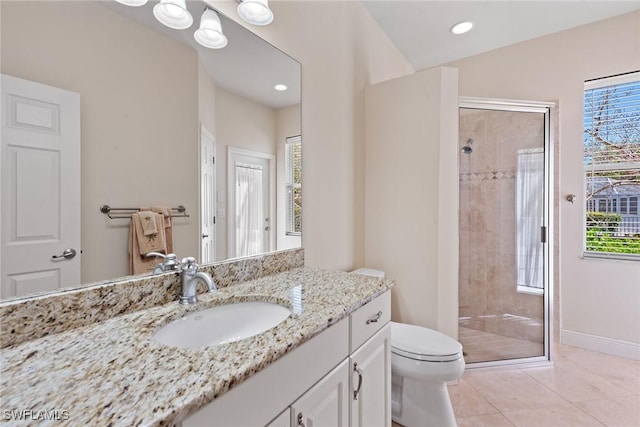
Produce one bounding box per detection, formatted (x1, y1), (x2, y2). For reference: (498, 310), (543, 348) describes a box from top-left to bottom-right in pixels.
(266, 409), (291, 427)
(351, 324), (391, 427)
(291, 359), (349, 427)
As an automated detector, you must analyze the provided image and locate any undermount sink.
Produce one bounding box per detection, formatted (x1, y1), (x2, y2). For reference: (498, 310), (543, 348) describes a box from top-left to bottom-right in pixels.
(153, 301), (291, 348)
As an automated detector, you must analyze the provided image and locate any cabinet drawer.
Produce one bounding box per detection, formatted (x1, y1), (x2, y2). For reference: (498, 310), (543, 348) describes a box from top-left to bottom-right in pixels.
(350, 291), (391, 352)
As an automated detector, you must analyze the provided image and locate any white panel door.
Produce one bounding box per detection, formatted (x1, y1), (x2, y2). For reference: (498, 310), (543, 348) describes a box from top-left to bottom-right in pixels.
(1, 74), (81, 298)
(291, 359), (350, 427)
(227, 147), (275, 258)
(200, 125), (216, 263)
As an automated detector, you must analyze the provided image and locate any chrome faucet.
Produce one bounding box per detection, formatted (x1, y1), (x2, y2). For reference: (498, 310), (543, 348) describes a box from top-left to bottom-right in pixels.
(147, 252), (180, 274)
(179, 257), (216, 304)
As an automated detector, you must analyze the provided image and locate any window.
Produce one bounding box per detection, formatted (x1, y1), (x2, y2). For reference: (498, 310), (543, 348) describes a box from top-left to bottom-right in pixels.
(584, 71), (640, 258)
(285, 135), (302, 235)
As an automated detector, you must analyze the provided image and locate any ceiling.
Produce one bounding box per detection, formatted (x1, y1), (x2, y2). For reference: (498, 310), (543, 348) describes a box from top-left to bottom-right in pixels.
(361, 1), (640, 71)
(99, 0), (300, 109)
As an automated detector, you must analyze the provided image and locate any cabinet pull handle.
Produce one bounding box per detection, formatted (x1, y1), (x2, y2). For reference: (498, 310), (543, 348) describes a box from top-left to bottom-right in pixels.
(353, 362), (363, 400)
(297, 412), (305, 427)
(366, 311), (383, 325)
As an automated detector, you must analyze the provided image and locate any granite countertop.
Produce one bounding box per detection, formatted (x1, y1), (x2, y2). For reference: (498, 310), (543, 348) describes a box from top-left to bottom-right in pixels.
(0, 267), (393, 427)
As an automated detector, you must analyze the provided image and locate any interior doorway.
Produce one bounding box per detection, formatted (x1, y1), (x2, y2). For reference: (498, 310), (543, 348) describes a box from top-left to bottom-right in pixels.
(1, 74), (81, 298)
(227, 147), (275, 258)
(200, 124), (216, 264)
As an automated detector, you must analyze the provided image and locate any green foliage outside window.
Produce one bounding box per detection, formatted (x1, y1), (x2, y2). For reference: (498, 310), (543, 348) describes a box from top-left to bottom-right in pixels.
(586, 212), (640, 254)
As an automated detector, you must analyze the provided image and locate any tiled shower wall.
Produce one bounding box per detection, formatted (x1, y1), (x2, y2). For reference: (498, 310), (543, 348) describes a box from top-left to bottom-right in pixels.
(458, 108), (545, 344)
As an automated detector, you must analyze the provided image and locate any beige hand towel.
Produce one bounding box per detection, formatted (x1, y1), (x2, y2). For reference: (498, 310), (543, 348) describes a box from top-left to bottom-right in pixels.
(139, 210), (158, 236)
(142, 206), (174, 254)
(129, 212), (167, 275)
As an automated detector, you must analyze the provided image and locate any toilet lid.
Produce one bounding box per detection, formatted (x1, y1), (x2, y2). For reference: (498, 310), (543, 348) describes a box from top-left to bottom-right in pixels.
(391, 321), (463, 362)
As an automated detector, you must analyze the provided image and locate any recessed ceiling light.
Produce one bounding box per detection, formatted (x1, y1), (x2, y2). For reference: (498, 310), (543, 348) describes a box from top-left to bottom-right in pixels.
(450, 21), (473, 35)
(274, 84), (288, 91)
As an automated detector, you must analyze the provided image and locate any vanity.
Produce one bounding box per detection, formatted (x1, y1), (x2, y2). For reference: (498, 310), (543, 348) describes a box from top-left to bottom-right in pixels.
(0, 250), (394, 427)
(183, 285), (391, 427)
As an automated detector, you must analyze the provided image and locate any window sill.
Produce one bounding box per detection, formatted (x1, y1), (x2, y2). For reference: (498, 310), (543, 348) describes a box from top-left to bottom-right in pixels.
(582, 252), (640, 262)
(516, 285), (544, 296)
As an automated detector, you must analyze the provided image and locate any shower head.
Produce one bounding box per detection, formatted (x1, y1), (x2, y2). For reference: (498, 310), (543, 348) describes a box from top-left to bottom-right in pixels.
(461, 139), (473, 154)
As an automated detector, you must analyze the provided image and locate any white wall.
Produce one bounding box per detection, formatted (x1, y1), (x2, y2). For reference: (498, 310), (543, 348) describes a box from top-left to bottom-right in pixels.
(215, 87), (277, 260)
(208, 0), (414, 270)
(448, 11), (640, 351)
(364, 67), (459, 338)
(1, 1), (200, 283)
(199, 60), (217, 143)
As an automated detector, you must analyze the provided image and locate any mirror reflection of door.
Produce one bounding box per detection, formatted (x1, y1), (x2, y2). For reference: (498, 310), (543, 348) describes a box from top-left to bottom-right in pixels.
(1, 74), (81, 298)
(228, 148), (274, 258)
(200, 125), (216, 264)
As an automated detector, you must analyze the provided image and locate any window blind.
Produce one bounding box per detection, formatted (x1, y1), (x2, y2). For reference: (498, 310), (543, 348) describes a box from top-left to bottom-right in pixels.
(285, 135), (302, 235)
(583, 71), (640, 257)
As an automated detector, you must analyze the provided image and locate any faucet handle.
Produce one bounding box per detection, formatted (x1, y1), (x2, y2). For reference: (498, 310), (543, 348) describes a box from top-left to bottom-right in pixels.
(180, 256), (198, 271)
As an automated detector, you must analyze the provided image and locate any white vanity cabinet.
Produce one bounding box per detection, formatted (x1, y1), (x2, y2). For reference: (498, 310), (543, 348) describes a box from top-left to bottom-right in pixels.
(290, 359), (350, 426)
(181, 291), (391, 427)
(350, 325), (391, 427)
(349, 290), (392, 427)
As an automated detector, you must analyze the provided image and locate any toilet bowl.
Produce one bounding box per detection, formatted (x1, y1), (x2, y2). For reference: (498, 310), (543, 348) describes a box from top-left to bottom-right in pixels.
(351, 268), (465, 427)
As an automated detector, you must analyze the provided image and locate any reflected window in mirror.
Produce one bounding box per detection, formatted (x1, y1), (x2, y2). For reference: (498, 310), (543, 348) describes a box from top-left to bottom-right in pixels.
(285, 135), (302, 236)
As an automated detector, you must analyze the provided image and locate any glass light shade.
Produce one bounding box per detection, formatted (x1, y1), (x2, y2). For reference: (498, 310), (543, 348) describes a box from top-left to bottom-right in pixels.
(153, 0), (193, 30)
(237, 0), (274, 26)
(194, 9), (228, 49)
(114, 0), (148, 6)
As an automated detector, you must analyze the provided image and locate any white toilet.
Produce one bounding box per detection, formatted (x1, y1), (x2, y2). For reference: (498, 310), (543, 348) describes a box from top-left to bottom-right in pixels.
(352, 268), (465, 427)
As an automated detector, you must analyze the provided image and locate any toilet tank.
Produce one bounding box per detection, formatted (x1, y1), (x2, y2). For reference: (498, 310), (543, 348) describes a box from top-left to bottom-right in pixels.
(351, 268), (385, 278)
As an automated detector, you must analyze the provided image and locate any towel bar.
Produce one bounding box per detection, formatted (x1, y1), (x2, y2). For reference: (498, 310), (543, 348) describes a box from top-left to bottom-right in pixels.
(99, 205), (189, 219)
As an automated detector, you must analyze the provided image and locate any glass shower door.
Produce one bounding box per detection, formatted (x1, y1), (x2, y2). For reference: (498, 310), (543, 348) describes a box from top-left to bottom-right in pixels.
(458, 101), (552, 366)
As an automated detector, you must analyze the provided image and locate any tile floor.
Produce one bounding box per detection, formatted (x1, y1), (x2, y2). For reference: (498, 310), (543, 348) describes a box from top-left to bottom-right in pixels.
(448, 344), (640, 426)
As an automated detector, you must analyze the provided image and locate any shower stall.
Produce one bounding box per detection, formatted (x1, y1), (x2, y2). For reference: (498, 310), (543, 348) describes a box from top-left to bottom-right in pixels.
(458, 98), (553, 367)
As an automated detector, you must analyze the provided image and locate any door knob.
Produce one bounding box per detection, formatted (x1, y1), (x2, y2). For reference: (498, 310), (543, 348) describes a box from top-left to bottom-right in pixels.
(52, 248), (77, 260)
(202, 234), (209, 238)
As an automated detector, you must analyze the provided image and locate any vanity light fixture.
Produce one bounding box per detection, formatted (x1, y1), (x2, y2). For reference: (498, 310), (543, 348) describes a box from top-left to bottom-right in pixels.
(194, 8), (228, 49)
(450, 21), (473, 35)
(274, 84), (287, 91)
(153, 0), (193, 30)
(115, 0), (148, 6)
(237, 0), (274, 26)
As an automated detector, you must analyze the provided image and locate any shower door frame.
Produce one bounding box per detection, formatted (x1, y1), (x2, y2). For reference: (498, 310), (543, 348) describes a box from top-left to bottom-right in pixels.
(459, 97), (555, 369)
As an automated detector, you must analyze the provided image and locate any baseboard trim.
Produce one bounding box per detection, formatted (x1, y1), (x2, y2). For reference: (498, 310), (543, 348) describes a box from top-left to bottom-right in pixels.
(561, 330), (640, 360)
